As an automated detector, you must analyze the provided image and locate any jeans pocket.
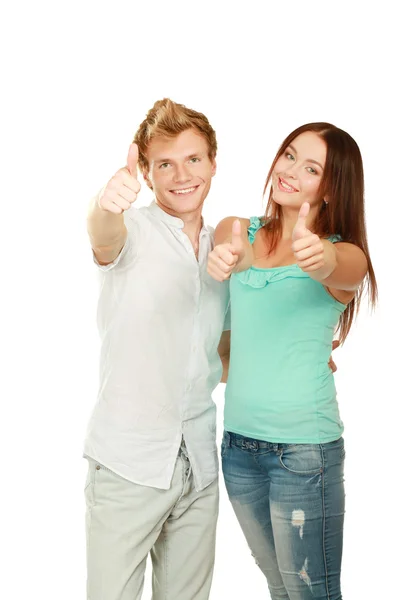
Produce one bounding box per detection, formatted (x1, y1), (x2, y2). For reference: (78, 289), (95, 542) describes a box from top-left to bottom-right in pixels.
(84, 459), (93, 491)
(278, 444), (323, 475)
(84, 459), (97, 508)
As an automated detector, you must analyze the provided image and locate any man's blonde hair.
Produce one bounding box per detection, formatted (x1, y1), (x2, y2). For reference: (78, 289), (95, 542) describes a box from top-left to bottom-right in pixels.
(133, 98), (217, 172)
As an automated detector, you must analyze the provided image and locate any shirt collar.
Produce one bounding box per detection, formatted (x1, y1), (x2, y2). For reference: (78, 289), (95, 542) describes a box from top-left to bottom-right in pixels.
(148, 201), (211, 238)
(148, 201), (184, 229)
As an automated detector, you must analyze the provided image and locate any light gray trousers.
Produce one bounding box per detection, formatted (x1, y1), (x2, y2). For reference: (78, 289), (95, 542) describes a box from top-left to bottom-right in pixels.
(84, 447), (219, 600)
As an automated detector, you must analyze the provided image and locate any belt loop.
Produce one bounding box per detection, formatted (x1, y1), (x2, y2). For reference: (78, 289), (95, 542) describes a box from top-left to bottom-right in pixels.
(225, 431), (232, 448)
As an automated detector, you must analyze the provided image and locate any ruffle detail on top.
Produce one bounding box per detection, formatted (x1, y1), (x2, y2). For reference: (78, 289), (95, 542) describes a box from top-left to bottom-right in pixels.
(241, 217), (340, 288)
(247, 216), (264, 244)
(234, 265), (310, 288)
(327, 234), (342, 243)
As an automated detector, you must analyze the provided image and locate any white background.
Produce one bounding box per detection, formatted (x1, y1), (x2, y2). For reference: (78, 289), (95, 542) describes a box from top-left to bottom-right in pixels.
(2, 1), (399, 598)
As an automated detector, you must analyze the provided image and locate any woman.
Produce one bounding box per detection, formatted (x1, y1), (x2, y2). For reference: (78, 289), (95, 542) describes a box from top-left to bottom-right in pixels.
(208, 123), (377, 600)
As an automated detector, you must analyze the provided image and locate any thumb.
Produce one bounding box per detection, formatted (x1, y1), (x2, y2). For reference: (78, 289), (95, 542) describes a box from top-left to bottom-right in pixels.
(296, 202), (310, 227)
(127, 143), (139, 178)
(231, 219), (243, 254)
(292, 202), (310, 240)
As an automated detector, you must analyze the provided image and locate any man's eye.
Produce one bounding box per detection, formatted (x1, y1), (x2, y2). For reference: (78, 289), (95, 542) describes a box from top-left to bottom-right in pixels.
(159, 163), (170, 169)
(189, 157), (200, 163)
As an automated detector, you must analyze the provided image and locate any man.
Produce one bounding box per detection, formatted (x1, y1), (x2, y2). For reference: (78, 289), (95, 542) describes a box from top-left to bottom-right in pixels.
(84, 98), (231, 600)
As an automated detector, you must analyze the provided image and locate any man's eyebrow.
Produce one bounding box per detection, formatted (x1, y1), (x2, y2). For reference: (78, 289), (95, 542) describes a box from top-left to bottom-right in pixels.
(154, 151), (205, 164)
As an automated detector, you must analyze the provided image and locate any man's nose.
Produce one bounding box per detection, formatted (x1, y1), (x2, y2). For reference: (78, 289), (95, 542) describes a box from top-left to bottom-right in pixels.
(173, 164), (192, 183)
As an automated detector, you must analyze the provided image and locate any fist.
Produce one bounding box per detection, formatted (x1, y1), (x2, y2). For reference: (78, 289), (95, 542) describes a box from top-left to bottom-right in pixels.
(98, 143), (141, 214)
(207, 220), (243, 281)
(292, 202), (325, 272)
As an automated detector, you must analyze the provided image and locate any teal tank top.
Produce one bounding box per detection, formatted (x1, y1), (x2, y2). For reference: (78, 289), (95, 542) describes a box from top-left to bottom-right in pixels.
(224, 217), (346, 444)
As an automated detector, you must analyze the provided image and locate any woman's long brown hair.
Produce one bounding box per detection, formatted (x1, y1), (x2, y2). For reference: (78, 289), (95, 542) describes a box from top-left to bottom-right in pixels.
(263, 122), (377, 343)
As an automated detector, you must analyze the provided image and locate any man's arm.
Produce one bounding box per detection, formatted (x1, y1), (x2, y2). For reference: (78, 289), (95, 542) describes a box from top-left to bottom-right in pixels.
(87, 198), (127, 265)
(218, 330), (231, 383)
(87, 144), (141, 266)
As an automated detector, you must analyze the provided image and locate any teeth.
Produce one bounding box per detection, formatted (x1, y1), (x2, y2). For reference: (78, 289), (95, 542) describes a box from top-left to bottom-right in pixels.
(172, 187), (196, 195)
(280, 179), (295, 191)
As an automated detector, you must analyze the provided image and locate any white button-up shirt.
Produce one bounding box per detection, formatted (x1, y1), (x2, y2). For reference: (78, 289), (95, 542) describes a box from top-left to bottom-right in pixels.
(84, 202), (230, 491)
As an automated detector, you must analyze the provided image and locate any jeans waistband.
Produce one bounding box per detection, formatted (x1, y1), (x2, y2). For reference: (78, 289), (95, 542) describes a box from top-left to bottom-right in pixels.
(224, 431), (344, 451)
(226, 431), (279, 451)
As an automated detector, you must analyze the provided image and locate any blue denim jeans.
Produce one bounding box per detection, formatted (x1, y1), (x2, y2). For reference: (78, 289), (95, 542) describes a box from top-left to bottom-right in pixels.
(221, 431), (345, 600)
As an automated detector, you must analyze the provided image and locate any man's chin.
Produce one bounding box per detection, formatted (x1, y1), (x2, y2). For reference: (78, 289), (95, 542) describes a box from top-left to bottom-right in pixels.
(167, 196), (205, 215)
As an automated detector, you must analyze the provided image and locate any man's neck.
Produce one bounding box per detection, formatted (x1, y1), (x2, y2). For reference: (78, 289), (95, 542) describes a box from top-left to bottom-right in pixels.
(181, 213), (203, 238)
(182, 213), (203, 259)
(155, 200), (204, 257)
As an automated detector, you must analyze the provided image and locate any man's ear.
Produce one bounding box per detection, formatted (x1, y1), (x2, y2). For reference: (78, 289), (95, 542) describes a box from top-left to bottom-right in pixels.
(211, 158), (217, 177)
(142, 169), (153, 190)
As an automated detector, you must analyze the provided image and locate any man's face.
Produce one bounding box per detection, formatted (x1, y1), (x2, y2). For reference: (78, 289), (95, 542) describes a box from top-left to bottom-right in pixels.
(144, 128), (216, 217)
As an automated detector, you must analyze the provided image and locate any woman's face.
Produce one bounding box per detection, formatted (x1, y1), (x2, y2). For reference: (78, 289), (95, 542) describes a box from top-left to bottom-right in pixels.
(272, 131), (327, 210)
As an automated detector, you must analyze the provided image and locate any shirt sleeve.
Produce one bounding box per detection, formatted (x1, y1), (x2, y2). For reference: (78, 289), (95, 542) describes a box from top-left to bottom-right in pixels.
(93, 207), (150, 272)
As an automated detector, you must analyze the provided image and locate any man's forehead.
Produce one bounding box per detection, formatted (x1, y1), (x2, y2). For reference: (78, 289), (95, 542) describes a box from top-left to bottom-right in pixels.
(147, 129), (208, 161)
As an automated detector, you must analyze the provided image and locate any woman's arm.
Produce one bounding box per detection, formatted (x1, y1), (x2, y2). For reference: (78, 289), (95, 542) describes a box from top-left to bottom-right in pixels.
(292, 203), (368, 292)
(218, 331), (231, 383)
(208, 217), (253, 281)
(314, 240), (368, 290)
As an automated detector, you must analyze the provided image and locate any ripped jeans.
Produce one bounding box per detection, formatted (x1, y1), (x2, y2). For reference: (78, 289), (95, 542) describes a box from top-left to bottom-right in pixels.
(221, 432), (345, 600)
